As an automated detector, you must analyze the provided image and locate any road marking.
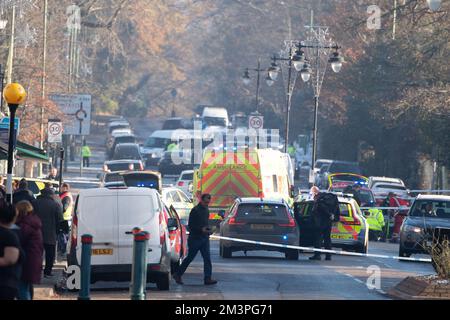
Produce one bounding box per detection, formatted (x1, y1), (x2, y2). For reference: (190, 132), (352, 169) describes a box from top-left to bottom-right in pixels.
(212, 235), (432, 263)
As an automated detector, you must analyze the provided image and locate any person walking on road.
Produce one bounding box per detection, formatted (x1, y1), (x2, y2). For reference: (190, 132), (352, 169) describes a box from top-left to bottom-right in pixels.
(15, 201), (43, 300)
(13, 179), (35, 205)
(309, 192), (340, 261)
(0, 201), (23, 300)
(33, 187), (63, 278)
(82, 140), (92, 168)
(57, 183), (73, 258)
(173, 194), (217, 285)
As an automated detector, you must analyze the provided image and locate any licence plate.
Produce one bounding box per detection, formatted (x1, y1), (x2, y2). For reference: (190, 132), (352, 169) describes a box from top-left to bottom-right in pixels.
(92, 248), (113, 255)
(250, 224), (274, 230)
(331, 234), (352, 240)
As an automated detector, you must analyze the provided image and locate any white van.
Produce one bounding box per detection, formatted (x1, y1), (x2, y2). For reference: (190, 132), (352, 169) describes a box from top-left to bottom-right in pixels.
(140, 130), (192, 166)
(67, 187), (172, 290)
(202, 107), (229, 128)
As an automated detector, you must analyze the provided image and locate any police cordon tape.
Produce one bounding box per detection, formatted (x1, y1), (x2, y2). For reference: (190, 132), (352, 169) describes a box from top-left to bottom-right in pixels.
(206, 234), (432, 263)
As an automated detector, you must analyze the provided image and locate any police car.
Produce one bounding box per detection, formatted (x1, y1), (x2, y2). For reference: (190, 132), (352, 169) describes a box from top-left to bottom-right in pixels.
(293, 194), (369, 253)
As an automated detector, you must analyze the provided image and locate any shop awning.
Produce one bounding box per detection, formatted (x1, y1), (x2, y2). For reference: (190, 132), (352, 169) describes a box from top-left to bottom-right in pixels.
(0, 141), (49, 162)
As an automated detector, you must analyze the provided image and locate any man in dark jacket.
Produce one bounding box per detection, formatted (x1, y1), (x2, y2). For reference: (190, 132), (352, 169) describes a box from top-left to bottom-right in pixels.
(33, 187), (63, 277)
(173, 194), (217, 285)
(13, 179), (35, 205)
(310, 192), (339, 261)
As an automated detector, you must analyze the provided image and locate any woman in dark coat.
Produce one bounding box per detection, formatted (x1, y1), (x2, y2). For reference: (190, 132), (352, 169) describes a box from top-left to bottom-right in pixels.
(15, 200), (43, 300)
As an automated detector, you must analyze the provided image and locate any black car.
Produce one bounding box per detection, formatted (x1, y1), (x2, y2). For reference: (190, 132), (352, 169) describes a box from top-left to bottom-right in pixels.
(219, 198), (300, 260)
(158, 150), (195, 177)
(112, 143), (144, 161)
(103, 159), (144, 172)
(108, 134), (137, 158)
(399, 195), (450, 257)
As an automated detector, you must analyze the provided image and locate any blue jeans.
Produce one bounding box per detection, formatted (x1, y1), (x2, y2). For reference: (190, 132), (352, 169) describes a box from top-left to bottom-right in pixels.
(18, 281), (31, 300)
(176, 236), (212, 280)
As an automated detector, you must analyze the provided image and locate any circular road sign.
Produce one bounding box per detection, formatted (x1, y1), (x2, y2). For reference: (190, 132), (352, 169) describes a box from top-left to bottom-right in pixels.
(249, 115), (264, 129)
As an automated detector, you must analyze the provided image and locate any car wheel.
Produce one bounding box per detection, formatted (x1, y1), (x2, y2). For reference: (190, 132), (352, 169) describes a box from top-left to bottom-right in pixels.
(285, 249), (299, 260)
(220, 244), (232, 258)
(156, 273), (170, 291)
(399, 246), (411, 258)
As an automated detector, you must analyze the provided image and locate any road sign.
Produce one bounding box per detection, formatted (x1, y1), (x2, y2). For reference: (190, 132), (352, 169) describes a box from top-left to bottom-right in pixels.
(48, 94), (91, 135)
(249, 115), (264, 130)
(48, 119), (63, 143)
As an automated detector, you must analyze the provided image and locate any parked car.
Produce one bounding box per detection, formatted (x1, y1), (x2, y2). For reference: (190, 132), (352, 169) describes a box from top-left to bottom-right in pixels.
(294, 195), (369, 253)
(107, 134), (137, 158)
(176, 170), (194, 195)
(399, 195), (450, 257)
(219, 198), (300, 260)
(103, 159), (144, 173)
(158, 150), (196, 177)
(165, 205), (188, 273)
(317, 161), (362, 188)
(112, 143), (144, 162)
(67, 187), (172, 290)
(162, 117), (192, 130)
(161, 187), (193, 225)
(100, 170), (162, 193)
(368, 176), (410, 205)
(108, 121), (130, 135)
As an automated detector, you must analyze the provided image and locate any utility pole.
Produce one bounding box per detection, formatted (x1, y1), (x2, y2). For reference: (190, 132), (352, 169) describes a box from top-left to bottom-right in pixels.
(5, 6), (15, 87)
(39, 0), (48, 177)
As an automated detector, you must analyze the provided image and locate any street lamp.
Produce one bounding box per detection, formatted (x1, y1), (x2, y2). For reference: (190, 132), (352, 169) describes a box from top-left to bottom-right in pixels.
(427, 0), (442, 11)
(293, 16), (344, 174)
(241, 59), (271, 112)
(3, 83), (27, 203)
(267, 47), (302, 154)
(265, 72), (275, 87)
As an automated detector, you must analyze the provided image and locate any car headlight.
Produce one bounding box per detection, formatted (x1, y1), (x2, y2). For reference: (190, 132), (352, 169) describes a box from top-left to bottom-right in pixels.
(151, 153), (158, 158)
(402, 225), (423, 233)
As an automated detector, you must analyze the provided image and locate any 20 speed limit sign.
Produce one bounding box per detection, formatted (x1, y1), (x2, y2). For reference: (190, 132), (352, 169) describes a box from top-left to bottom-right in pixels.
(48, 120), (63, 143)
(249, 115), (264, 129)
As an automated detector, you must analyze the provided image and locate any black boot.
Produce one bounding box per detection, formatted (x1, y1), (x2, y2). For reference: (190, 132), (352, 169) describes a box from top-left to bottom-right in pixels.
(309, 254), (321, 261)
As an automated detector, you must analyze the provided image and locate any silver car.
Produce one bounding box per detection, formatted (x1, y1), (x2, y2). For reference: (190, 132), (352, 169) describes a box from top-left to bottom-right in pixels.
(399, 195), (450, 257)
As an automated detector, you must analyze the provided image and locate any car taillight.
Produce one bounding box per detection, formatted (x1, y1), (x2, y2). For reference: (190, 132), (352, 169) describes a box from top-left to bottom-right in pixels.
(103, 164), (108, 172)
(229, 216), (245, 225)
(343, 218), (361, 225)
(279, 216), (296, 227)
(178, 181), (184, 186)
(139, 162), (144, 171)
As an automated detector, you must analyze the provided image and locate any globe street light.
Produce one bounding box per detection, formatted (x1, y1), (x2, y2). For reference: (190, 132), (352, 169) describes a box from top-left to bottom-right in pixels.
(266, 72), (275, 87)
(329, 51), (344, 73)
(242, 69), (251, 85)
(427, 0), (442, 11)
(300, 62), (312, 82)
(3, 82), (27, 203)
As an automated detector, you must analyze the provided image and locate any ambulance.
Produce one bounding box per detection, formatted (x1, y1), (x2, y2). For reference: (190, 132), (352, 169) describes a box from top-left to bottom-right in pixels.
(193, 147), (294, 225)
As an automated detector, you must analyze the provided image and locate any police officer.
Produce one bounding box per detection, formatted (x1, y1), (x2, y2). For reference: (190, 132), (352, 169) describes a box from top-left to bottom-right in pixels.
(57, 183), (73, 258)
(81, 141), (92, 168)
(173, 194), (218, 285)
(309, 191), (339, 261)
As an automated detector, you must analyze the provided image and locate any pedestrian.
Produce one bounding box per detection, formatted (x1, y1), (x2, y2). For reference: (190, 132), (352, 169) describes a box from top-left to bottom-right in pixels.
(0, 176), (6, 200)
(46, 167), (59, 181)
(82, 140), (92, 168)
(33, 187), (63, 278)
(13, 179), (35, 205)
(309, 185), (320, 200)
(343, 183), (362, 206)
(0, 201), (23, 300)
(389, 192), (404, 243)
(172, 194), (217, 285)
(15, 200), (43, 300)
(58, 183), (73, 259)
(309, 192), (340, 261)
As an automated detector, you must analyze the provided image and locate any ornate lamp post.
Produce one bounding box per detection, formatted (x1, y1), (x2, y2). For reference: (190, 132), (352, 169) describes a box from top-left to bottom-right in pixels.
(3, 82), (27, 203)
